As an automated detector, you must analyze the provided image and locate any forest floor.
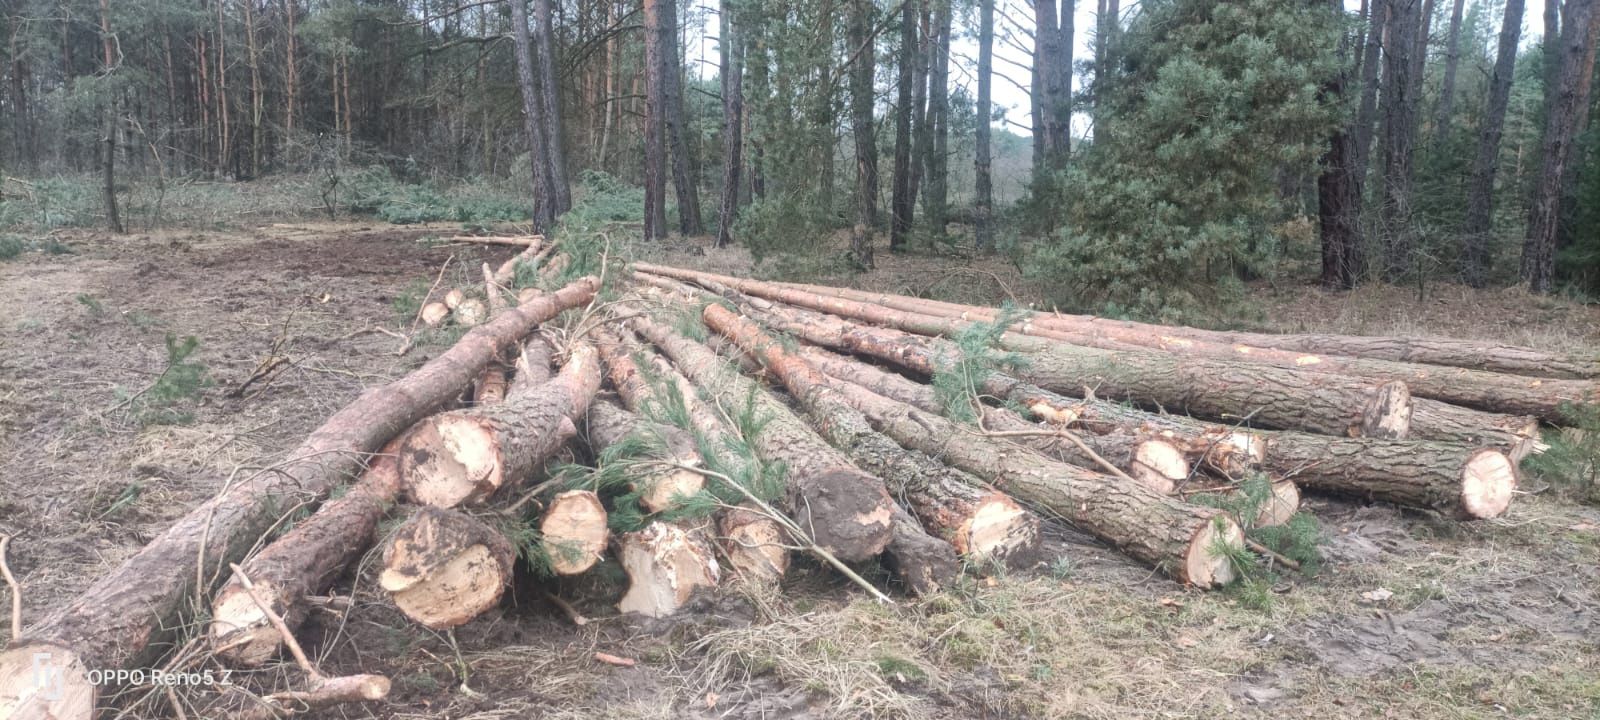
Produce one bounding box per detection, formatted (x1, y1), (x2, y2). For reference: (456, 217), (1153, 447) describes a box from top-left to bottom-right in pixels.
(2, 221), (1599, 719)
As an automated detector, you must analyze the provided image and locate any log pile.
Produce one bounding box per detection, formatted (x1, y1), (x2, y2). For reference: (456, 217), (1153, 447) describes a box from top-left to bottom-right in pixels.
(10, 254), (1591, 720)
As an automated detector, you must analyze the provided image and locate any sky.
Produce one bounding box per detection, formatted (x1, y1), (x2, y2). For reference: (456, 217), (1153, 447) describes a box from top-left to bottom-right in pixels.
(691, 0), (1551, 136)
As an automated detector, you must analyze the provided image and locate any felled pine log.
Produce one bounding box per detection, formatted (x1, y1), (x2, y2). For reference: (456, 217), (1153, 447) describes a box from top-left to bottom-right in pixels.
(766, 277), (1600, 380)
(0, 277), (599, 720)
(377, 507), (516, 629)
(400, 342), (602, 508)
(626, 308), (899, 563)
(756, 278), (1596, 419)
(704, 303), (1027, 583)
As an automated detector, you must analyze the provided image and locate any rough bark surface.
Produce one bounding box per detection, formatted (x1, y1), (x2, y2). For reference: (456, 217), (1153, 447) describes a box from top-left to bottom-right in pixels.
(585, 398), (705, 513)
(1408, 399), (1543, 462)
(1264, 433), (1517, 519)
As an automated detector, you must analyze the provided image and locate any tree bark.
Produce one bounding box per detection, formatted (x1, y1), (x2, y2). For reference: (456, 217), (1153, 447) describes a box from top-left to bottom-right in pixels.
(925, 0), (952, 236)
(890, 0), (917, 252)
(643, 0), (669, 239)
(1032, 0), (1072, 178)
(1432, 0), (1467, 139)
(849, 0), (878, 269)
(973, 0), (995, 251)
(821, 375), (1242, 587)
(1523, 0), (1600, 293)
(1408, 398), (1543, 462)
(716, 0), (744, 248)
(1263, 434), (1516, 519)
(98, 0), (122, 234)
(0, 279), (599, 719)
(662, 0), (702, 235)
(1319, 0), (1365, 290)
(1462, 0), (1527, 285)
(377, 507), (515, 629)
(400, 342), (601, 508)
(510, 0), (555, 229)
(625, 312), (897, 562)
(704, 304), (1038, 571)
(1380, 0), (1422, 280)
(533, 0), (573, 214)
(584, 398), (704, 513)
(210, 436), (406, 667)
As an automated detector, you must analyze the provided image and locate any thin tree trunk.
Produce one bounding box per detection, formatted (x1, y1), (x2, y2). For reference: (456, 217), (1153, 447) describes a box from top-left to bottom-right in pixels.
(1524, 0), (1600, 292)
(848, 0), (878, 268)
(1353, 0), (1387, 174)
(1380, 0), (1421, 280)
(643, 0), (669, 239)
(662, 0), (702, 234)
(533, 0), (571, 214)
(216, 0), (230, 173)
(925, 0), (951, 237)
(244, 0), (262, 176)
(716, 0), (744, 248)
(1319, 0), (1364, 290)
(973, 0), (995, 251)
(99, 0), (122, 234)
(1432, 0), (1466, 139)
(510, 0), (555, 230)
(1094, 0), (1119, 139)
(1032, 0), (1071, 179)
(1462, 0), (1526, 285)
(889, 0), (917, 252)
(283, 0), (297, 138)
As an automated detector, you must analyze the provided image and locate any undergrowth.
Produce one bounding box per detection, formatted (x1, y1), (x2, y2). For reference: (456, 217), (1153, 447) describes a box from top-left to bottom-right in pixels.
(113, 334), (211, 426)
(1524, 402), (1600, 502)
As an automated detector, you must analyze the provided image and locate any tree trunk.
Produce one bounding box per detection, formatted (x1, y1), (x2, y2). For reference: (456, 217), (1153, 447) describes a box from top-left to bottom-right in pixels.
(1032, 0), (1071, 178)
(825, 375), (1241, 587)
(973, 0), (995, 251)
(1408, 398), (1543, 462)
(1319, 0), (1365, 290)
(643, 0), (669, 239)
(1462, 0), (1527, 285)
(1, 279), (599, 719)
(1524, 0), (1600, 293)
(1380, 0), (1422, 280)
(1432, 0), (1467, 139)
(584, 399), (705, 513)
(244, 0), (262, 176)
(377, 507), (515, 629)
(400, 342), (601, 508)
(283, 0), (297, 137)
(510, 0), (555, 229)
(662, 0), (703, 235)
(849, 0), (878, 269)
(925, 0), (952, 237)
(889, 0), (917, 252)
(1263, 434), (1516, 519)
(1354, 0), (1388, 175)
(209, 436), (406, 666)
(625, 313), (896, 562)
(755, 277), (1600, 379)
(533, 0), (573, 214)
(704, 304), (1038, 570)
(99, 0), (122, 234)
(716, 0), (744, 248)
(635, 265), (1415, 438)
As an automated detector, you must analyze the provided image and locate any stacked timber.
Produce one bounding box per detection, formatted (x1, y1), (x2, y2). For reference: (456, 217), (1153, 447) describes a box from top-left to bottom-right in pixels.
(11, 255), (1591, 720)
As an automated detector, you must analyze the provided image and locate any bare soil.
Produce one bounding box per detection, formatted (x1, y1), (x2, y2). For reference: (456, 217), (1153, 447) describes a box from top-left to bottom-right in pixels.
(2, 223), (1598, 719)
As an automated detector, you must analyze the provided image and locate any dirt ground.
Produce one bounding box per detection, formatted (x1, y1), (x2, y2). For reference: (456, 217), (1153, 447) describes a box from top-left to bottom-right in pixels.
(2, 223), (1599, 719)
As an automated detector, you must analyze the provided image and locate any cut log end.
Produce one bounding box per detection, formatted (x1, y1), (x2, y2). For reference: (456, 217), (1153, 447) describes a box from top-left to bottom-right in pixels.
(454, 298), (489, 326)
(210, 579), (286, 667)
(420, 302), (451, 328)
(541, 490), (609, 575)
(1131, 440), (1187, 495)
(1459, 449), (1517, 520)
(956, 493), (1040, 566)
(0, 645), (94, 720)
(639, 464), (706, 515)
(390, 543), (511, 629)
(401, 415), (502, 508)
(794, 466), (896, 562)
(617, 523), (721, 617)
(1361, 381), (1413, 440)
(718, 506), (791, 585)
(443, 288), (466, 310)
(1254, 481), (1301, 528)
(1183, 516), (1244, 589)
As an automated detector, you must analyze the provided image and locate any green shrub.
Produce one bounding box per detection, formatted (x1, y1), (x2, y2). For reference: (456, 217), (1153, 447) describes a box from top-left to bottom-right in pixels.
(0, 235), (23, 260)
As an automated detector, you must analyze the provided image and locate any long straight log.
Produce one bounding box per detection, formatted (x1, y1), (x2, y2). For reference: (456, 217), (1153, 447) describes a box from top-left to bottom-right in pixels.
(1408, 398), (1543, 463)
(633, 265), (1415, 439)
(626, 310), (896, 563)
(703, 304), (1035, 573)
(767, 278), (1600, 380)
(210, 436), (406, 667)
(401, 342), (602, 507)
(1260, 432), (1516, 519)
(0, 277), (599, 720)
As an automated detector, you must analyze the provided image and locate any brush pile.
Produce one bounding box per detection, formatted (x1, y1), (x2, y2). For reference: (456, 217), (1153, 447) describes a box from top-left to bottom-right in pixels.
(9, 241), (1593, 720)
